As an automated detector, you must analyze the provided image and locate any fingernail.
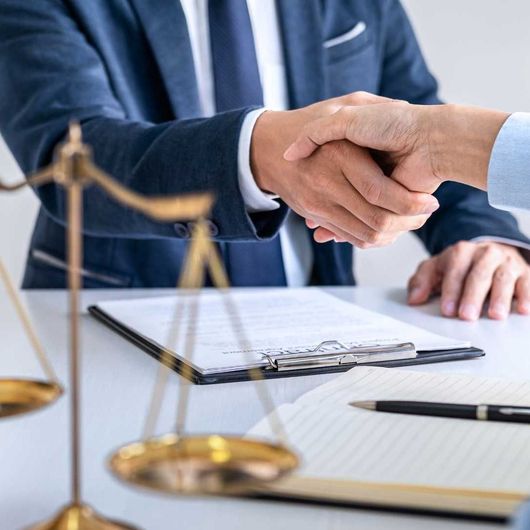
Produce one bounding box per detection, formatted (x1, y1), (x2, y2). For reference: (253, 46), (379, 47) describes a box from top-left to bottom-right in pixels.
(489, 303), (508, 320)
(518, 301), (530, 315)
(441, 301), (456, 316)
(408, 287), (423, 303)
(423, 199), (440, 215)
(460, 303), (479, 321)
(283, 145), (297, 161)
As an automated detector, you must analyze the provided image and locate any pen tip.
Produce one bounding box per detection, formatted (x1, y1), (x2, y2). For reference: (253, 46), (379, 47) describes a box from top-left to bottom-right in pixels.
(349, 401), (376, 410)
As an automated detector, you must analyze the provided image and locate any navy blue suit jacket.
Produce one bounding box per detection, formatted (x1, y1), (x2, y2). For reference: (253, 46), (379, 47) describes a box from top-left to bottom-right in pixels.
(0, 0), (527, 288)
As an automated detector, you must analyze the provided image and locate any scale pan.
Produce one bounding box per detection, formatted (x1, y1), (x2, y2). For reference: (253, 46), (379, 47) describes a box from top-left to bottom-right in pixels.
(0, 379), (62, 418)
(109, 433), (299, 495)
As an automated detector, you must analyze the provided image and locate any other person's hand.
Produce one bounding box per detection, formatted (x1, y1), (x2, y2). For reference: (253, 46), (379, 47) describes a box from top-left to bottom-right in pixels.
(284, 96), (509, 194)
(251, 93), (440, 247)
(407, 241), (530, 320)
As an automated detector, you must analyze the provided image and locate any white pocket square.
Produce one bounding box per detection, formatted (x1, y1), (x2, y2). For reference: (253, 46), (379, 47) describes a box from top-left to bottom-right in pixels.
(323, 21), (367, 49)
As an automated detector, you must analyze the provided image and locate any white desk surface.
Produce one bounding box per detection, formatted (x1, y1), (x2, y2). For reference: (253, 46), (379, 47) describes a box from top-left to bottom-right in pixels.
(1, 287), (529, 530)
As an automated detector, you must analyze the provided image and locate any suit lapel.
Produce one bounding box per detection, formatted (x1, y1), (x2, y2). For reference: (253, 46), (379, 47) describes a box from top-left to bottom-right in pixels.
(129, 0), (201, 117)
(276, 0), (325, 108)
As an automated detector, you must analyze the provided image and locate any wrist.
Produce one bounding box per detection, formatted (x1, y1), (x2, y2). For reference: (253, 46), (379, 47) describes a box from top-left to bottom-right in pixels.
(430, 104), (509, 190)
(250, 109), (307, 194)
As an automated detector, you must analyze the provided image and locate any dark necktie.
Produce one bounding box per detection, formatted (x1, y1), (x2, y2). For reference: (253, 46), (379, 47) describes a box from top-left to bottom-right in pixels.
(208, 0), (287, 286)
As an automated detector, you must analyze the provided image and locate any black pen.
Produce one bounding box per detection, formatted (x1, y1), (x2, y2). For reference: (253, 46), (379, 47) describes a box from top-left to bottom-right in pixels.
(349, 400), (530, 424)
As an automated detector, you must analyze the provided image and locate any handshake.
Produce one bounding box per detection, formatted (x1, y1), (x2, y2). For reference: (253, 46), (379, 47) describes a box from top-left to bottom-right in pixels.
(251, 91), (508, 247)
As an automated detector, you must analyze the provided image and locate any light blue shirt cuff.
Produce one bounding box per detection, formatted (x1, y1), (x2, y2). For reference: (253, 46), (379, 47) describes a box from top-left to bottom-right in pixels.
(238, 108), (281, 213)
(488, 112), (530, 212)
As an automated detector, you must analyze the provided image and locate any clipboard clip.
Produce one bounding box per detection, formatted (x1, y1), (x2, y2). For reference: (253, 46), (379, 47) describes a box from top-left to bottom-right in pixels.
(263, 340), (416, 372)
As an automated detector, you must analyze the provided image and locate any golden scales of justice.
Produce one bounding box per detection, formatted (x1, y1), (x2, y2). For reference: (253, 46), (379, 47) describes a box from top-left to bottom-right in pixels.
(0, 123), (298, 529)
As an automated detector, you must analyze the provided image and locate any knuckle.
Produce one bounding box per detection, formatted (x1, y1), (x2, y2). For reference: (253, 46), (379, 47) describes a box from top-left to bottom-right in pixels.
(468, 266), (491, 283)
(362, 179), (383, 205)
(370, 210), (393, 233)
(416, 259), (431, 274)
(494, 267), (517, 283)
(352, 90), (370, 102)
(364, 229), (385, 246)
(446, 251), (464, 269)
(483, 245), (501, 261)
(301, 197), (321, 218)
(356, 240), (372, 250)
(505, 254), (516, 266)
(452, 241), (471, 257)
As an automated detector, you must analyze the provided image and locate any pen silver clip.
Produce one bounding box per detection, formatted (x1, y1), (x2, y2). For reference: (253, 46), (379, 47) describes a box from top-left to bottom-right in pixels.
(263, 340), (416, 372)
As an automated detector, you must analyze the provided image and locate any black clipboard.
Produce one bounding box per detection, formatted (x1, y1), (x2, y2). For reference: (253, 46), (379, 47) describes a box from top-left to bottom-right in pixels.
(89, 305), (485, 385)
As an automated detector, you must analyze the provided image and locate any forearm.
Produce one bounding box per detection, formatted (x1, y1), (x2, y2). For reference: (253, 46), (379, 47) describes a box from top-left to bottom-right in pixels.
(13, 112), (285, 241)
(0, 1), (287, 242)
(426, 105), (510, 190)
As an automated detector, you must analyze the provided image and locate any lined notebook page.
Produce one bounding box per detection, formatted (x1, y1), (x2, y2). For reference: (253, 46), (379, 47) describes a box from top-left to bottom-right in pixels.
(297, 366), (530, 407)
(249, 368), (530, 494)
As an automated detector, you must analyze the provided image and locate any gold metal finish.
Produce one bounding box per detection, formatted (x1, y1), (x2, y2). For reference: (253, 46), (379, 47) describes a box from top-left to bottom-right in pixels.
(110, 434), (298, 496)
(67, 180), (83, 505)
(1, 122), (298, 528)
(0, 379), (62, 418)
(0, 257), (62, 418)
(26, 503), (139, 530)
(110, 218), (296, 495)
(0, 124), (145, 529)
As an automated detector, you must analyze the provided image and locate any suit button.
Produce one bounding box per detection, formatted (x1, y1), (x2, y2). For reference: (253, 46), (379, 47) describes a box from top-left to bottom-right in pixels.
(187, 220), (219, 237)
(174, 223), (190, 238)
(205, 220), (219, 237)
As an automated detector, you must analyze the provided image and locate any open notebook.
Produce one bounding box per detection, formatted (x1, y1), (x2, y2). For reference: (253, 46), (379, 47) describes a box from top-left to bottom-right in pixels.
(248, 367), (530, 520)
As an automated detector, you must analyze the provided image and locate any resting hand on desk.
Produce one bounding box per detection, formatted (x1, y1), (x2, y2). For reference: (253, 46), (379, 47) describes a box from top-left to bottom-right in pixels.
(408, 241), (530, 320)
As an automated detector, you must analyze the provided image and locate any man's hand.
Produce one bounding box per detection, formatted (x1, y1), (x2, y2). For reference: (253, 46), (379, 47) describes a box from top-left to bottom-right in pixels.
(250, 93), (440, 247)
(408, 241), (530, 320)
(284, 98), (509, 194)
(283, 96), (510, 243)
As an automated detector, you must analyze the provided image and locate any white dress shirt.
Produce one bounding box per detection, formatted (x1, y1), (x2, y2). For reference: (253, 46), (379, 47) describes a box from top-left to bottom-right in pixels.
(181, 0), (528, 278)
(180, 0), (313, 286)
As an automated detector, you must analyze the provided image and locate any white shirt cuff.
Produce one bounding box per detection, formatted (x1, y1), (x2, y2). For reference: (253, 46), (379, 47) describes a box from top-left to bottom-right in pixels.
(488, 112), (530, 212)
(238, 108), (281, 213)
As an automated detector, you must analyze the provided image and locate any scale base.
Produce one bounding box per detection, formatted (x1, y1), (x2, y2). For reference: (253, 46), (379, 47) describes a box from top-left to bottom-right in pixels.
(26, 503), (139, 530)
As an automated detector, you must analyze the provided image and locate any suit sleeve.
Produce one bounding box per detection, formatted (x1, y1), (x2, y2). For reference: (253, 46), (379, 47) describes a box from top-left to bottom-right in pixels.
(377, 0), (530, 253)
(0, 0), (287, 241)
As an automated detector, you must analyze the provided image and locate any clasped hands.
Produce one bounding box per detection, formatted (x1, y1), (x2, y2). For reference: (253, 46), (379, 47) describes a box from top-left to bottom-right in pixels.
(250, 92), (530, 320)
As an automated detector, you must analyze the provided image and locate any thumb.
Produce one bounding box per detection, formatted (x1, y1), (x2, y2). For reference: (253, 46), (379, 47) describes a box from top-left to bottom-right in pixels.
(407, 258), (439, 305)
(284, 102), (410, 161)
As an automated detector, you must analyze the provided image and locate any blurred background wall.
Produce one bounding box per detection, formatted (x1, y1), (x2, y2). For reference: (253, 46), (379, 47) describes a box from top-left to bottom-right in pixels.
(1, 0), (530, 286)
